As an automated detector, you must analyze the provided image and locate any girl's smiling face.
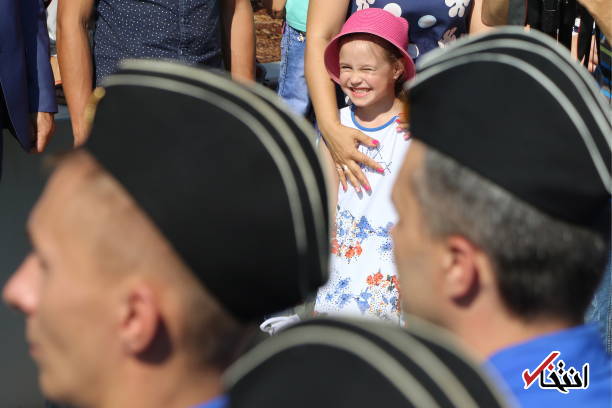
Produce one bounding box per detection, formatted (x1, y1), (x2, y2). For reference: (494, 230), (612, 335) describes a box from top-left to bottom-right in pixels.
(338, 35), (403, 109)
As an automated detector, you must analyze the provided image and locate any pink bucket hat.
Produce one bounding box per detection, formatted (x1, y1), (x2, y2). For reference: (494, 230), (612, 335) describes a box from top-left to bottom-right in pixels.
(324, 8), (416, 84)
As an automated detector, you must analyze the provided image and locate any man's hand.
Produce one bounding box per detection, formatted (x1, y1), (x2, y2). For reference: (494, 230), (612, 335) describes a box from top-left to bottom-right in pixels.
(30, 112), (55, 153)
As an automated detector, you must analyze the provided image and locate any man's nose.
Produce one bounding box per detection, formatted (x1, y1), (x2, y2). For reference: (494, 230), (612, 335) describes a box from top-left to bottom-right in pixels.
(3, 253), (40, 315)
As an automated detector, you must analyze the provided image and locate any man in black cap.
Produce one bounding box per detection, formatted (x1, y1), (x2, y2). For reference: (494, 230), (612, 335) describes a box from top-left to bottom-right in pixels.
(392, 29), (611, 407)
(2, 61), (328, 408)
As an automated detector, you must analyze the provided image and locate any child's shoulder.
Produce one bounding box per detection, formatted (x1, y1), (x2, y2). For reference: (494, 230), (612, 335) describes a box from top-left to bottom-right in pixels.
(339, 106), (353, 125)
(339, 106), (352, 115)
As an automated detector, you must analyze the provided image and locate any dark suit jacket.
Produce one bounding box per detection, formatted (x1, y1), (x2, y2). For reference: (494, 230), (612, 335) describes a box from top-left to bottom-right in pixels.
(0, 0), (57, 151)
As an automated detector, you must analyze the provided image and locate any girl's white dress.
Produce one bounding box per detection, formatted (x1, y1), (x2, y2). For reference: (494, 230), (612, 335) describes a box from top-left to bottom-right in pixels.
(315, 106), (410, 323)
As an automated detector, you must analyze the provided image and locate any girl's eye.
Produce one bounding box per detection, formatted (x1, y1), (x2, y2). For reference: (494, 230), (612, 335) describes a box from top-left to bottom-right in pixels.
(340, 66), (351, 71)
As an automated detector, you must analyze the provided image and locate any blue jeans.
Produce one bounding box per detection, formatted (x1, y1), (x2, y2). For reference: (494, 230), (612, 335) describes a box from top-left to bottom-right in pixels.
(278, 24), (310, 117)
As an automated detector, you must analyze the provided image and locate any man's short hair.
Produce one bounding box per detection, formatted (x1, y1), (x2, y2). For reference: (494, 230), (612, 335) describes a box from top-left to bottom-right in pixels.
(180, 280), (250, 371)
(411, 147), (608, 323)
(52, 150), (250, 371)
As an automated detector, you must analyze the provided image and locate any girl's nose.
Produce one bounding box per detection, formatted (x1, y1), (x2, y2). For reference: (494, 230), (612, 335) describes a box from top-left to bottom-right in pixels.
(349, 72), (363, 85)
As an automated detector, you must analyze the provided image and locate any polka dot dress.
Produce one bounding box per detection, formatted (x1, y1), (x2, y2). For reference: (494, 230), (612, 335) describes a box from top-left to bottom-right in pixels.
(350, 0), (473, 60)
(93, 0), (224, 84)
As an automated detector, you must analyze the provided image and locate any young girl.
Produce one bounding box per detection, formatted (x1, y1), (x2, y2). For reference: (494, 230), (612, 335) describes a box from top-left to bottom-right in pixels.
(314, 8), (415, 324)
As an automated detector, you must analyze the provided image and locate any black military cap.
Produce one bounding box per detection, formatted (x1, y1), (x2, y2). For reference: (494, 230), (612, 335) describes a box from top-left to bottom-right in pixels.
(405, 29), (611, 237)
(226, 317), (509, 407)
(86, 60), (329, 321)
(418, 27), (608, 119)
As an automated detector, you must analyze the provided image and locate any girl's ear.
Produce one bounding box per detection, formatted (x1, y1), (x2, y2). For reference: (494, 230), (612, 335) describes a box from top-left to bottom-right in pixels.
(393, 61), (405, 80)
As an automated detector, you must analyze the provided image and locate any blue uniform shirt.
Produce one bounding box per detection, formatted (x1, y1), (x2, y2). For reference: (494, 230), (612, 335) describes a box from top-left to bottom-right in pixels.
(487, 324), (611, 407)
(191, 395), (228, 408)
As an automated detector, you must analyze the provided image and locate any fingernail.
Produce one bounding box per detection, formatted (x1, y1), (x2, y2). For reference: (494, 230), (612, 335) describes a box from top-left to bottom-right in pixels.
(372, 140), (380, 146)
(377, 168), (384, 174)
(343, 186), (348, 192)
(364, 185), (371, 191)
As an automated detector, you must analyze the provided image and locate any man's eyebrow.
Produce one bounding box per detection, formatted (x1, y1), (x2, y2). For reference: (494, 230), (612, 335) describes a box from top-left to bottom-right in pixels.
(25, 224), (50, 267)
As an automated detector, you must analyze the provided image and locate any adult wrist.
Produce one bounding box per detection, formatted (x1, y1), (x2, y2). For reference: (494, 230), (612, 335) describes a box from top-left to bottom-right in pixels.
(319, 119), (342, 141)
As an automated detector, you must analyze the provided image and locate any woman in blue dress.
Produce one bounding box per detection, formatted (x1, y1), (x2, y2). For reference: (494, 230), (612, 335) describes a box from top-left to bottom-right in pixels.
(305, 0), (491, 193)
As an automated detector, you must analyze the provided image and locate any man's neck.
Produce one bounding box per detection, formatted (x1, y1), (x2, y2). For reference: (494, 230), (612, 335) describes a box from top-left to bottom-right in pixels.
(98, 364), (223, 408)
(353, 96), (402, 128)
(451, 310), (573, 361)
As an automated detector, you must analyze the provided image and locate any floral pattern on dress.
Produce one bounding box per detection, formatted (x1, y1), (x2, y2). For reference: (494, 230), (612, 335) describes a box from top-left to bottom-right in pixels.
(319, 275), (354, 311)
(317, 211), (399, 321)
(335, 209), (395, 262)
(357, 271), (401, 319)
(314, 107), (409, 324)
(316, 270), (401, 321)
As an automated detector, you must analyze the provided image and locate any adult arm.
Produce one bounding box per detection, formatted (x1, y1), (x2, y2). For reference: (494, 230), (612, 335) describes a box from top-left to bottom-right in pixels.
(57, 0), (95, 146)
(221, 0), (256, 81)
(24, 0), (57, 152)
(469, 0), (495, 33)
(481, 0), (509, 26)
(305, 0), (381, 192)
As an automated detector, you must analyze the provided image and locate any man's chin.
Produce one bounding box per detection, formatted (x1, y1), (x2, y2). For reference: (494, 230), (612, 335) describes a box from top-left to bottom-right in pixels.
(39, 371), (69, 406)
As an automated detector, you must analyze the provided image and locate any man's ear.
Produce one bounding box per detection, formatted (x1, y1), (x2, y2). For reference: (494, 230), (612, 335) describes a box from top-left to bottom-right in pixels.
(441, 235), (480, 306)
(119, 284), (160, 355)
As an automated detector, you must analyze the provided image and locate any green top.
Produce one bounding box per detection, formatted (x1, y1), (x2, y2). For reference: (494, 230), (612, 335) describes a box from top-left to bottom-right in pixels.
(285, 0), (309, 32)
